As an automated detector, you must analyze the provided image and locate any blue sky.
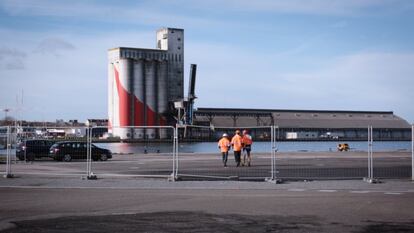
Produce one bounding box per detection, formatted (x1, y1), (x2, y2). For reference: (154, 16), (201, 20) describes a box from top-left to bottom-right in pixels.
(0, 0), (413, 123)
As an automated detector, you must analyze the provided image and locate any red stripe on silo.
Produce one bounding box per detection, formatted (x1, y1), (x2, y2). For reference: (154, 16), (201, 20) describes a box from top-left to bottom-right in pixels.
(158, 116), (166, 126)
(114, 66), (130, 127)
(133, 95), (144, 126)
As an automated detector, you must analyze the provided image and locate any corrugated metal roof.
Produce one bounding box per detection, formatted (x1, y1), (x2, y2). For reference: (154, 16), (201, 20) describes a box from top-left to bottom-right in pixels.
(194, 108), (410, 129)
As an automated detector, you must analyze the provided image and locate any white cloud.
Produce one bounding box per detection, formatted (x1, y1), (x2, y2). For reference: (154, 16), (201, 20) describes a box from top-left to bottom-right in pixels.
(0, 47), (27, 70)
(0, 28), (157, 121)
(268, 52), (414, 122)
(158, 0), (413, 16)
(186, 41), (414, 122)
(34, 38), (75, 56)
(0, 0), (241, 29)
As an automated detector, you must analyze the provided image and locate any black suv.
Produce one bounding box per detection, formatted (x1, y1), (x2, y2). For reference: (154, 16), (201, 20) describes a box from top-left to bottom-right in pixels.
(16, 139), (57, 161)
(49, 141), (112, 162)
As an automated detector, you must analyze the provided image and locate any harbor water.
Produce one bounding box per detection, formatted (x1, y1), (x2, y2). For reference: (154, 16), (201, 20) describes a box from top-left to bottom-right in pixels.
(94, 141), (412, 154)
(0, 141), (411, 156)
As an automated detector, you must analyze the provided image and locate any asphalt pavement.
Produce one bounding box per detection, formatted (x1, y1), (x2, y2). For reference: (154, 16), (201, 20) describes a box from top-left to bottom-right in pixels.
(0, 179), (414, 232)
(0, 151), (411, 180)
(0, 151), (413, 232)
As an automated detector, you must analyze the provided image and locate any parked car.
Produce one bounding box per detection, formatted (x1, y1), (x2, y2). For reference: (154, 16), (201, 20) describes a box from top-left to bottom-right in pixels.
(16, 139), (57, 161)
(49, 141), (112, 162)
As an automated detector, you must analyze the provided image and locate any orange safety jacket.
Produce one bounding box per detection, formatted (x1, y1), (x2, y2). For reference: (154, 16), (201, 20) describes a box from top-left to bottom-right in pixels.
(242, 134), (253, 146)
(231, 134), (243, 152)
(218, 138), (231, 153)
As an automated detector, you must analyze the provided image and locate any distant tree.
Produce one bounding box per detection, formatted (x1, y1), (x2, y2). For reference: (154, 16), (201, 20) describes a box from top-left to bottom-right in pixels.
(0, 116), (16, 126)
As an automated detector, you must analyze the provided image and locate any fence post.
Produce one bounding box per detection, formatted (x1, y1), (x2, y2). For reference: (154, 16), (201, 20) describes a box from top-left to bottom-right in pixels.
(271, 125), (274, 180)
(4, 126), (14, 178)
(364, 125), (378, 183)
(170, 125), (179, 181)
(86, 127), (89, 178)
(172, 126), (176, 180)
(86, 127), (97, 180)
(411, 124), (413, 182)
(266, 125), (281, 183)
(364, 125), (371, 182)
(176, 126), (179, 180)
(370, 126), (374, 181)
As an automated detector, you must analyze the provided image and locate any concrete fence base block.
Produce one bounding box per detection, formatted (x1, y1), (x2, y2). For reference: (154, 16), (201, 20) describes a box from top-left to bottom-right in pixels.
(168, 174), (182, 182)
(87, 174), (98, 180)
(265, 177), (283, 184)
(363, 177), (381, 184)
(3, 174), (14, 179)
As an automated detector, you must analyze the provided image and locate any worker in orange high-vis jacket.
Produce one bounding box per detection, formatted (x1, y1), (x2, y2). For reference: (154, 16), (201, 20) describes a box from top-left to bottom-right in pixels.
(242, 129), (253, 166)
(218, 133), (231, 167)
(231, 130), (243, 167)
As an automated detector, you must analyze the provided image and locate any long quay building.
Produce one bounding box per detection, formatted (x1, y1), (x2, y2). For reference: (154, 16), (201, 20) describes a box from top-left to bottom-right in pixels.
(192, 108), (411, 141)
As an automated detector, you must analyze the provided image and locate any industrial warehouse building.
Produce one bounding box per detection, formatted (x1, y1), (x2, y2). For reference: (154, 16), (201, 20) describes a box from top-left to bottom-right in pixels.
(108, 27), (411, 141)
(191, 108), (411, 140)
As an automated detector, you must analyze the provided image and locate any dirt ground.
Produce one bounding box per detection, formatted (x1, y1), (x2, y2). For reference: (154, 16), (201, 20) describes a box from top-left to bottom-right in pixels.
(3, 212), (414, 233)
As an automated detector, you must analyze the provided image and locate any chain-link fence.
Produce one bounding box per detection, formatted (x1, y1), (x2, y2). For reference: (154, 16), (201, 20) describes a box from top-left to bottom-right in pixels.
(367, 126), (412, 181)
(1, 124), (412, 182)
(0, 126), (10, 177)
(3, 126), (89, 178)
(272, 127), (370, 180)
(272, 126), (412, 181)
(174, 125), (275, 181)
(85, 126), (176, 180)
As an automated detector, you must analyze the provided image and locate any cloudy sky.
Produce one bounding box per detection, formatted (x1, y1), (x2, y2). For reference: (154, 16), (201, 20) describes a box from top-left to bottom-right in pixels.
(0, 0), (413, 123)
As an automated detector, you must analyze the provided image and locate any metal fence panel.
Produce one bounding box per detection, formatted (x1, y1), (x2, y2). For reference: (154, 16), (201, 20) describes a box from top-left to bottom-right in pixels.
(1, 124), (411, 182)
(412, 124), (414, 181)
(273, 126), (412, 181)
(175, 125), (273, 181)
(6, 126), (89, 178)
(369, 126), (412, 180)
(86, 126), (175, 179)
(274, 126), (370, 180)
(0, 126), (10, 177)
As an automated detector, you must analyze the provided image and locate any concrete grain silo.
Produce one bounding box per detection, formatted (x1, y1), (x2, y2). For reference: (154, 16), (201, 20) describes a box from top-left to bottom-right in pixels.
(132, 60), (145, 139)
(144, 61), (157, 139)
(108, 28), (184, 139)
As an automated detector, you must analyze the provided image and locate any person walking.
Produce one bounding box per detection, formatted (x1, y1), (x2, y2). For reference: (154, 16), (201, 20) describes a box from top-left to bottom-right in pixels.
(231, 130), (243, 167)
(218, 133), (231, 167)
(242, 129), (253, 166)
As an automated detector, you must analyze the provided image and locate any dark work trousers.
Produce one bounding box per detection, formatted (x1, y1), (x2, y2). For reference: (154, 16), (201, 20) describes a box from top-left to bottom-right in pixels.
(222, 152), (228, 166)
(234, 151), (241, 166)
